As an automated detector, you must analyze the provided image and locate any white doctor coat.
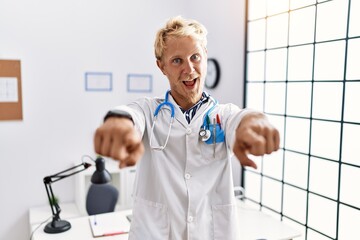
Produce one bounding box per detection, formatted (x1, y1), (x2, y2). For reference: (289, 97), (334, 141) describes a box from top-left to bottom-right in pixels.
(113, 93), (249, 240)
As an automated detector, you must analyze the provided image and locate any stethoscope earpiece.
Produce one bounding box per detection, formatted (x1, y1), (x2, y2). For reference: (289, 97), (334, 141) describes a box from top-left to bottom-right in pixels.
(199, 129), (211, 142)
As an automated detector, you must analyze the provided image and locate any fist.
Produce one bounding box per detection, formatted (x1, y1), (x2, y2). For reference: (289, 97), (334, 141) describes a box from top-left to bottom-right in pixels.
(233, 113), (280, 169)
(94, 117), (144, 168)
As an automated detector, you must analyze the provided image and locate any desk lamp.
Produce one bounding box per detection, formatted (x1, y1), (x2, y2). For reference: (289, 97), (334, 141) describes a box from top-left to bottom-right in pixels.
(43, 156), (111, 233)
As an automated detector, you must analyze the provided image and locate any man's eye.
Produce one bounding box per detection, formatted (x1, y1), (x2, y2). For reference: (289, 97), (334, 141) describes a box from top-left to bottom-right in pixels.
(172, 58), (182, 64)
(191, 54), (201, 61)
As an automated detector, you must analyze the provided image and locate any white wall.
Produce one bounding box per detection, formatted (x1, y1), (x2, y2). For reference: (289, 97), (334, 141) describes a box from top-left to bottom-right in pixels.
(0, 0), (245, 239)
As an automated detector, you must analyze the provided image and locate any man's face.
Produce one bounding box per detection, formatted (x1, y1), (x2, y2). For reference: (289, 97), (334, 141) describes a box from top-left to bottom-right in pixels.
(157, 36), (207, 110)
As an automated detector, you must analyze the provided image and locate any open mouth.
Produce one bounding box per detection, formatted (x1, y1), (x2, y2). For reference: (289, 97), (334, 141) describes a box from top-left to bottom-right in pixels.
(183, 77), (198, 87)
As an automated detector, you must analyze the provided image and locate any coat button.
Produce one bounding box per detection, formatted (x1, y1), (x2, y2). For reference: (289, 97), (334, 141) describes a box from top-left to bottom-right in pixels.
(186, 128), (192, 135)
(184, 173), (191, 180)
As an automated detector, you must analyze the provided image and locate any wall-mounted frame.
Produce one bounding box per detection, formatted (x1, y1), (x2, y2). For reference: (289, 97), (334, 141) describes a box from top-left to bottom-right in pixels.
(85, 72), (112, 92)
(127, 74), (152, 93)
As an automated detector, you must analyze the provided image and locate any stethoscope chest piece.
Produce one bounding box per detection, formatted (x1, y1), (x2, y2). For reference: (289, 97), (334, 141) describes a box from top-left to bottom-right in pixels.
(199, 128), (211, 142)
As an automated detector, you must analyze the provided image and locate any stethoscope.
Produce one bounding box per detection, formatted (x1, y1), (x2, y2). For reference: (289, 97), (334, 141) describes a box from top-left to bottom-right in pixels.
(198, 98), (218, 142)
(149, 90), (218, 151)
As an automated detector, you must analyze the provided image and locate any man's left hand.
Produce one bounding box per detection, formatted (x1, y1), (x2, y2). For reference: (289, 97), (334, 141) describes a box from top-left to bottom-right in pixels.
(233, 112), (280, 169)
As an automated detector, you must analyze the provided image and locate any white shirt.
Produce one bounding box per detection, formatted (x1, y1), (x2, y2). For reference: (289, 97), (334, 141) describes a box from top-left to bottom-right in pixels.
(113, 93), (250, 240)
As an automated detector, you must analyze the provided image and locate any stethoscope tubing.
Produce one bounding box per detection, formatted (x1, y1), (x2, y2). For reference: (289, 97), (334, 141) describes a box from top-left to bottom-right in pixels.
(150, 90), (217, 151)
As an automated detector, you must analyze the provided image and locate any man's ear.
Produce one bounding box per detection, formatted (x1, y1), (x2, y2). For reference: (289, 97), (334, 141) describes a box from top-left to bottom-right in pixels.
(156, 59), (166, 76)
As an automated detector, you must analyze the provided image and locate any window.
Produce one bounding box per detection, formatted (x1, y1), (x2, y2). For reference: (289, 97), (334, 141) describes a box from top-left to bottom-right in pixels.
(244, 0), (360, 239)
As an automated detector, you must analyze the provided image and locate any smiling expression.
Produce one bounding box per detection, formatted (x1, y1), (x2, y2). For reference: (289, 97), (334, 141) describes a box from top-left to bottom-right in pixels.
(157, 36), (207, 110)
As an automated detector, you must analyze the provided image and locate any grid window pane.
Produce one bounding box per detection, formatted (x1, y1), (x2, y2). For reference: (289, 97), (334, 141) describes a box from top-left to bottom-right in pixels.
(316, 0), (348, 42)
(340, 164), (360, 209)
(267, 115), (285, 148)
(266, 13), (289, 49)
(342, 123), (360, 166)
(349, 0), (360, 37)
(244, 171), (261, 202)
(286, 82), (312, 118)
(311, 120), (340, 160)
(346, 38), (360, 80)
(283, 185), (307, 224)
(264, 83), (286, 114)
(284, 151), (308, 189)
(309, 157), (339, 199)
(263, 150), (283, 180)
(248, 0), (266, 20)
(288, 45), (314, 81)
(289, 6), (315, 45)
(314, 41), (346, 81)
(248, 19), (266, 51)
(246, 83), (264, 111)
(262, 177), (282, 212)
(267, 0), (289, 16)
(338, 204), (360, 239)
(344, 82), (360, 122)
(308, 194), (337, 238)
(312, 82), (343, 121)
(247, 51), (265, 81)
(245, 1), (360, 239)
(290, 0), (316, 10)
(265, 48), (287, 81)
(285, 117), (310, 153)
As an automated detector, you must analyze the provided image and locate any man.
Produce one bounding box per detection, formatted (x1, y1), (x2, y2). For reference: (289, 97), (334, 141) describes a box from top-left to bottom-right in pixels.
(94, 16), (279, 240)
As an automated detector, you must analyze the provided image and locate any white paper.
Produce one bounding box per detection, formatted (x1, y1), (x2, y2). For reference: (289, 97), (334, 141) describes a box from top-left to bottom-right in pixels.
(0, 77), (18, 102)
(89, 212), (130, 237)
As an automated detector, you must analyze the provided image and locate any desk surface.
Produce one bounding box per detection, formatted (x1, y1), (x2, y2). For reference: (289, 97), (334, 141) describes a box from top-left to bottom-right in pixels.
(237, 201), (300, 240)
(30, 201), (300, 240)
(31, 209), (132, 240)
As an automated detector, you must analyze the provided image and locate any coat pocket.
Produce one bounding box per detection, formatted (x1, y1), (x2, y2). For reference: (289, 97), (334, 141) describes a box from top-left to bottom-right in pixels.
(200, 123), (227, 161)
(129, 197), (170, 240)
(212, 203), (238, 240)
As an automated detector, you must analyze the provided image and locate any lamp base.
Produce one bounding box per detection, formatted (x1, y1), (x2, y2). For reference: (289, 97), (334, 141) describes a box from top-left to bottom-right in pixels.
(44, 219), (71, 233)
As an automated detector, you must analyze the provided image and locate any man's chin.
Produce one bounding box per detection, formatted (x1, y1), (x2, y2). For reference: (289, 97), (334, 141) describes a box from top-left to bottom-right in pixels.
(186, 91), (203, 104)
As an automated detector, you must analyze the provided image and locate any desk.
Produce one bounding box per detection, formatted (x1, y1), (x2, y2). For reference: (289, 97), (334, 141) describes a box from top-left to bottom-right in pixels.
(30, 201), (300, 240)
(236, 201), (300, 239)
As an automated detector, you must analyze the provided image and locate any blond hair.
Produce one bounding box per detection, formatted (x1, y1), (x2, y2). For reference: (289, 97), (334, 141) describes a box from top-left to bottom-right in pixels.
(154, 16), (208, 60)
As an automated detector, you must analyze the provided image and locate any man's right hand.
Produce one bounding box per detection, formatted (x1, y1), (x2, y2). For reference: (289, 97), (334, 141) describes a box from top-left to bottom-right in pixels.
(94, 117), (144, 168)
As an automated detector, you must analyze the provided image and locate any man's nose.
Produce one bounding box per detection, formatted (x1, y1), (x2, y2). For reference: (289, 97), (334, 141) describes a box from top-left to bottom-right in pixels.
(183, 60), (195, 74)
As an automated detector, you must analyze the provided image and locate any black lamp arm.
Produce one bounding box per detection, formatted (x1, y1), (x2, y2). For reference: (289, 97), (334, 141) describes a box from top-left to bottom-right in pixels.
(44, 162), (92, 184)
(43, 162), (91, 221)
(43, 181), (61, 220)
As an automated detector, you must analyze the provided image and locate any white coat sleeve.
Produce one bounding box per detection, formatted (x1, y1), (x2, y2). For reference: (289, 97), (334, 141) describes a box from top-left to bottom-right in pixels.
(224, 105), (259, 152)
(111, 103), (146, 138)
